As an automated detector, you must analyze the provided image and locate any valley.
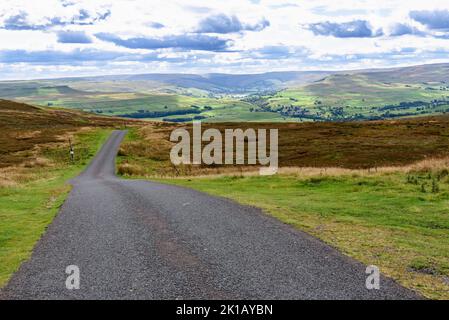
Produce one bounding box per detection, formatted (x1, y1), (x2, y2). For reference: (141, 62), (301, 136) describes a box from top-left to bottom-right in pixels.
(2, 63), (449, 123)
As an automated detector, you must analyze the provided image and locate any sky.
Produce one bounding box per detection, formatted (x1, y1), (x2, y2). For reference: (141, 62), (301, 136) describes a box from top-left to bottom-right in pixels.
(1, 0), (449, 79)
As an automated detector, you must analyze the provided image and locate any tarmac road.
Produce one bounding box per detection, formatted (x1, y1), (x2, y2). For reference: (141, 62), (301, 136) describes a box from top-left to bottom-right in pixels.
(1, 130), (420, 299)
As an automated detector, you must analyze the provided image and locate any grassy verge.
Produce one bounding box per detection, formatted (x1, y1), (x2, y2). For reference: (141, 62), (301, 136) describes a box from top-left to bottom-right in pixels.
(115, 117), (449, 299)
(158, 171), (449, 299)
(0, 128), (111, 287)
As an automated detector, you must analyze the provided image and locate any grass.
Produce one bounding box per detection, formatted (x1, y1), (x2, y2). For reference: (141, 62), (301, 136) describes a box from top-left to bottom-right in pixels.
(116, 116), (449, 178)
(115, 116), (449, 299)
(158, 170), (449, 299)
(0, 128), (111, 287)
(0, 99), (124, 288)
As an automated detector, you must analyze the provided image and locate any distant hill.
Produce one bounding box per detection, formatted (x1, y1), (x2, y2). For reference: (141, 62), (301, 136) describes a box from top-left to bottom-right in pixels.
(56, 70), (333, 93)
(357, 63), (449, 84)
(2, 62), (449, 122)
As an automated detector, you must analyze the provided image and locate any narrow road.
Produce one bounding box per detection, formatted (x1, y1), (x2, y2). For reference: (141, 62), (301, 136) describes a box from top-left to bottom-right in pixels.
(1, 131), (420, 299)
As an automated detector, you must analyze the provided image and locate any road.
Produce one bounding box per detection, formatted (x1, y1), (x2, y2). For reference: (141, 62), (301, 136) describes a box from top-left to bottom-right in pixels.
(1, 130), (420, 299)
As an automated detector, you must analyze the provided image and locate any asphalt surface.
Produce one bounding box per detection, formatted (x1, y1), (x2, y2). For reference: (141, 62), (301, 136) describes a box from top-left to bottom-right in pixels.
(1, 130), (421, 299)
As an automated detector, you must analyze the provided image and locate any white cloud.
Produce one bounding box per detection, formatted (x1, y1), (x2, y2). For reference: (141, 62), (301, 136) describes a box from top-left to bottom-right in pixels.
(0, 0), (449, 79)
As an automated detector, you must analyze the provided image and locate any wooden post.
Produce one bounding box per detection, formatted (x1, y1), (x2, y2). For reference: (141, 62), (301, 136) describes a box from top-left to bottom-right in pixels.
(69, 139), (74, 163)
(172, 164), (180, 176)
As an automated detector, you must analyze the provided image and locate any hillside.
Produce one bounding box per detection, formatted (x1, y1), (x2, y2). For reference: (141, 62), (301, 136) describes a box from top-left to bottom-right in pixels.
(116, 114), (449, 177)
(1, 63), (449, 122)
(0, 99), (130, 167)
(261, 64), (449, 121)
(1, 99), (449, 299)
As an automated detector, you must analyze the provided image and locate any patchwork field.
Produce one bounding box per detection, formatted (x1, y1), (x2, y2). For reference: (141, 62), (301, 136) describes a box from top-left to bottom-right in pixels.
(260, 73), (449, 121)
(2, 63), (449, 122)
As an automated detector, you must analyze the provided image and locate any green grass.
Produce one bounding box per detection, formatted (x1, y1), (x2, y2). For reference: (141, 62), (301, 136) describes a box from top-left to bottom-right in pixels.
(0, 128), (111, 287)
(7, 73), (449, 122)
(158, 172), (449, 299)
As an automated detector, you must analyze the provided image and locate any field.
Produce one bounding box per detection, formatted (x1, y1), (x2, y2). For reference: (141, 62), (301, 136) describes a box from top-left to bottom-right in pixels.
(0, 82), (288, 122)
(117, 117), (449, 299)
(2, 63), (449, 122)
(261, 74), (449, 121)
(117, 116), (449, 177)
(0, 100), (127, 286)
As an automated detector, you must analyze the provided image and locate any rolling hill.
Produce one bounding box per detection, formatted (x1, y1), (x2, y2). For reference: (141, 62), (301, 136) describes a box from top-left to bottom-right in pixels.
(1, 62), (449, 122)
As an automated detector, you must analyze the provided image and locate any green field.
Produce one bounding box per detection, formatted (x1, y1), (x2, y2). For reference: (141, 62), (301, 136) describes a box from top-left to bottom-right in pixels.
(261, 74), (449, 121)
(3, 63), (449, 122)
(10, 87), (290, 122)
(158, 171), (449, 299)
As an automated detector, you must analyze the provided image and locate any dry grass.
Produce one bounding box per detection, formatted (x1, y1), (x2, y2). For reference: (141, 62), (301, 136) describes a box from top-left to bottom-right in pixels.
(118, 116), (449, 178)
(143, 156), (449, 181)
(0, 99), (137, 168)
(0, 99), (143, 188)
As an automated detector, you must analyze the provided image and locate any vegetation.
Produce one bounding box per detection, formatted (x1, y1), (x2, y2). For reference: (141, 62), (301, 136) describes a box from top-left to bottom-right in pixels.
(257, 74), (449, 121)
(158, 168), (449, 299)
(3, 63), (449, 122)
(116, 115), (449, 299)
(117, 115), (449, 177)
(0, 100), (125, 287)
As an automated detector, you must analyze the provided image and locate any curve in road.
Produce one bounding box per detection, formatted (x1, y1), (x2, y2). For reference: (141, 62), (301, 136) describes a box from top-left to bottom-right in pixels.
(1, 130), (420, 299)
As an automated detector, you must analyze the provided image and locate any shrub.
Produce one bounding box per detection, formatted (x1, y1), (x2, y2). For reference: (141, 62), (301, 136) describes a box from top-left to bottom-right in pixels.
(117, 163), (145, 176)
(432, 179), (440, 193)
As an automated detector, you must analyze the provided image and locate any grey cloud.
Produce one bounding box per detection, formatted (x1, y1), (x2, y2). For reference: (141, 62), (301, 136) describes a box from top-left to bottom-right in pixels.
(0, 49), (184, 65)
(410, 10), (449, 30)
(149, 22), (165, 29)
(57, 31), (92, 43)
(2, 12), (39, 30)
(306, 20), (382, 38)
(0, 49), (122, 64)
(388, 23), (424, 36)
(95, 33), (232, 51)
(1, 8), (111, 30)
(195, 14), (269, 33)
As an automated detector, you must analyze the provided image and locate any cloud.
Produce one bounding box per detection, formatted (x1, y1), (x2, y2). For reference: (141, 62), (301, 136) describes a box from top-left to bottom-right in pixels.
(195, 14), (269, 33)
(243, 45), (311, 61)
(57, 31), (92, 43)
(0, 48), (180, 65)
(316, 47), (449, 66)
(256, 46), (292, 59)
(183, 5), (212, 14)
(95, 33), (232, 51)
(2, 11), (40, 30)
(410, 10), (449, 30)
(1, 8), (111, 30)
(149, 22), (164, 29)
(305, 20), (382, 38)
(249, 46), (296, 60)
(0, 49), (122, 64)
(388, 23), (423, 36)
(60, 0), (75, 7)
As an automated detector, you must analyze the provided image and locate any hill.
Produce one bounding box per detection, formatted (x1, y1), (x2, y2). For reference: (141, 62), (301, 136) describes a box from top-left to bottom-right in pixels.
(1, 63), (449, 122)
(0, 99), (130, 167)
(261, 63), (449, 121)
